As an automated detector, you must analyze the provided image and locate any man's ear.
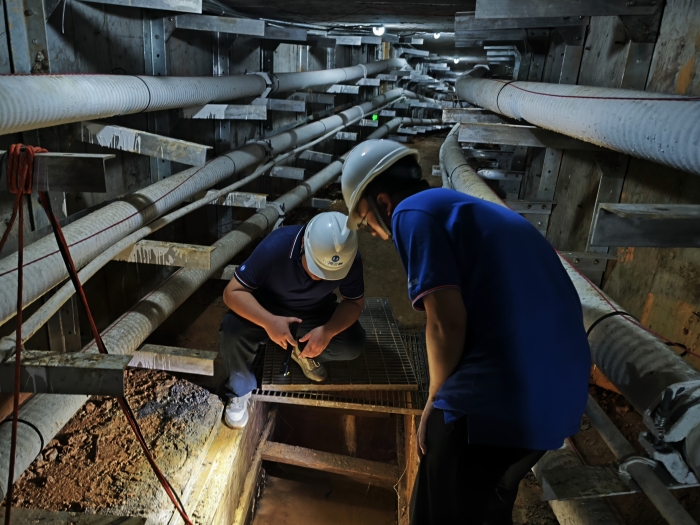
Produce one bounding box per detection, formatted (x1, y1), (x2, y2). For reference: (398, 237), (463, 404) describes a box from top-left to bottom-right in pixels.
(376, 192), (394, 215)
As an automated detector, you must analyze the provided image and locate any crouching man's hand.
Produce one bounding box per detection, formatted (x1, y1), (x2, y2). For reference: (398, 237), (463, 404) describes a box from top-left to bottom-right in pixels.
(263, 315), (302, 349)
(299, 325), (333, 358)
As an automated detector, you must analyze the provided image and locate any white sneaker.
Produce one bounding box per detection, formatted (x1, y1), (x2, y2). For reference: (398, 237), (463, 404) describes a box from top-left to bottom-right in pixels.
(224, 392), (251, 429)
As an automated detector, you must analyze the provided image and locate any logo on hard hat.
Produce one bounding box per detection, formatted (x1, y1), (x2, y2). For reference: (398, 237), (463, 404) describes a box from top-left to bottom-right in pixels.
(332, 255), (340, 262)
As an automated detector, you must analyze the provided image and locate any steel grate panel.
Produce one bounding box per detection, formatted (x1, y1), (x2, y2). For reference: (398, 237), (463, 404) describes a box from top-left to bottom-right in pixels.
(256, 298), (417, 391)
(252, 329), (430, 415)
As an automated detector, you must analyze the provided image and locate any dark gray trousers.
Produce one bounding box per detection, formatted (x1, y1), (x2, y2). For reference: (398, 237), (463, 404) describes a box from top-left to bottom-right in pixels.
(219, 294), (365, 397)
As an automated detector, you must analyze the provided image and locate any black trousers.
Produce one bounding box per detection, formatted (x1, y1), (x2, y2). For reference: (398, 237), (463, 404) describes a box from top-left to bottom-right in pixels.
(219, 294), (366, 397)
(410, 408), (544, 525)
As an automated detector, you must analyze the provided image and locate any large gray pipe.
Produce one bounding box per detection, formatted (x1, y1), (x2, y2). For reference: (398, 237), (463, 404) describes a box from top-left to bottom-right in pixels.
(441, 123), (700, 472)
(0, 116), (441, 501)
(0, 88), (410, 327)
(0, 59), (406, 136)
(455, 74), (700, 175)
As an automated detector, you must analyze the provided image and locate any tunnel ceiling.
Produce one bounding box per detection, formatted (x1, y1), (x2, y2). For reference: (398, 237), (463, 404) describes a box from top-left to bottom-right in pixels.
(209, 0), (475, 33)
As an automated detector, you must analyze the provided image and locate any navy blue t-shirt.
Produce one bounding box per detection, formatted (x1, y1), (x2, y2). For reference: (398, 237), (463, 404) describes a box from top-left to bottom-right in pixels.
(393, 188), (591, 450)
(234, 224), (364, 311)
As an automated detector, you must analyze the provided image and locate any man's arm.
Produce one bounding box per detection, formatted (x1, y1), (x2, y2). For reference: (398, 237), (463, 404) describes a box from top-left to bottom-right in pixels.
(223, 278), (301, 349)
(300, 296), (364, 358)
(423, 289), (467, 398)
(418, 288), (467, 456)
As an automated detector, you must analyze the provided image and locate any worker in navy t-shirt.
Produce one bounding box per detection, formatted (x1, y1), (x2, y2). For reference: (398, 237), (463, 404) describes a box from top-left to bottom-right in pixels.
(220, 211), (365, 429)
(341, 140), (591, 525)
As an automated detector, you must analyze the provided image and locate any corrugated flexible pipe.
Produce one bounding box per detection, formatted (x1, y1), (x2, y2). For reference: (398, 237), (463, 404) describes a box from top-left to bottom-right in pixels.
(440, 125), (700, 497)
(0, 58), (407, 136)
(0, 99), (415, 356)
(455, 72), (700, 175)
(0, 116), (443, 501)
(0, 88), (411, 327)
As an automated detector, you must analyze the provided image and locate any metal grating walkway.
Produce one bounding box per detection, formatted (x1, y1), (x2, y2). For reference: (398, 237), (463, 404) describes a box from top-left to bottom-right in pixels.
(252, 303), (430, 415)
(256, 298), (417, 391)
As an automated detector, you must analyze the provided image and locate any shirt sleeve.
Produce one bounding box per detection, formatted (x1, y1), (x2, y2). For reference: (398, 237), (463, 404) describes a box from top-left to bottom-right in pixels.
(338, 251), (365, 300)
(393, 209), (462, 311)
(234, 240), (273, 290)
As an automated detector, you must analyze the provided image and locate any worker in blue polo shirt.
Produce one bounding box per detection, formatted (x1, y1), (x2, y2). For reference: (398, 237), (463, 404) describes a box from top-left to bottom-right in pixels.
(341, 140), (590, 525)
(220, 211), (365, 429)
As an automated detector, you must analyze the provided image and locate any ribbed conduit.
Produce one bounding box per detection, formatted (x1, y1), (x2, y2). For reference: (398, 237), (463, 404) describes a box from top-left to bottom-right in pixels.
(0, 58), (407, 136)
(0, 88), (410, 326)
(455, 75), (700, 175)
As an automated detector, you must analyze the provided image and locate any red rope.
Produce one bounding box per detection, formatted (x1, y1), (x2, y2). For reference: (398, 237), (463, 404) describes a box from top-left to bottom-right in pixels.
(0, 145), (192, 525)
(2, 144), (45, 525)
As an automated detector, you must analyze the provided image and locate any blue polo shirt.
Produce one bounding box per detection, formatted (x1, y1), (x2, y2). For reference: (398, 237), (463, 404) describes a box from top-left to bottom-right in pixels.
(234, 224), (364, 311)
(393, 188), (590, 450)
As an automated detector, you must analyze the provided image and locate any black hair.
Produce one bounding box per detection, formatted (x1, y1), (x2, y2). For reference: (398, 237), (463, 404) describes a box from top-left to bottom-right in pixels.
(364, 155), (430, 202)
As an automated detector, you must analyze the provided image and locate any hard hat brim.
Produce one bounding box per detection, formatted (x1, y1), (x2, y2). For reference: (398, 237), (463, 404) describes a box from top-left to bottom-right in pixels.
(304, 250), (353, 281)
(345, 146), (420, 230)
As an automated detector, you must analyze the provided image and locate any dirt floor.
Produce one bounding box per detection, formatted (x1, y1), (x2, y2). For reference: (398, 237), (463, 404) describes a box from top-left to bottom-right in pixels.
(10, 370), (222, 522)
(6, 131), (700, 524)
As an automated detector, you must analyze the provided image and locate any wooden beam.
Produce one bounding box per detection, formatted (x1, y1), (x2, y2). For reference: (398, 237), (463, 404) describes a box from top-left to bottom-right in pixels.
(232, 411), (277, 525)
(0, 508), (145, 524)
(129, 344), (217, 376)
(113, 240), (215, 269)
(456, 12), (589, 30)
(0, 351), (131, 396)
(0, 393), (33, 422)
(261, 441), (400, 487)
(591, 204), (700, 248)
(457, 123), (598, 150)
(474, 0), (660, 19)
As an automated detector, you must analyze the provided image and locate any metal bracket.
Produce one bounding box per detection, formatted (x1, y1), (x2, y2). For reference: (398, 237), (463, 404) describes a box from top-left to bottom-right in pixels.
(266, 201), (286, 231)
(618, 455), (658, 482)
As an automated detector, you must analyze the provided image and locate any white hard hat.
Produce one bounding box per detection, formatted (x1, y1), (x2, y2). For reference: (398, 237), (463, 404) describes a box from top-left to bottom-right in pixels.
(304, 211), (358, 280)
(341, 139), (419, 230)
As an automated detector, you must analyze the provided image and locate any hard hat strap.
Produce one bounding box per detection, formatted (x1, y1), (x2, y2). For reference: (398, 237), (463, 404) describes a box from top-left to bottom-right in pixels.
(368, 196), (393, 241)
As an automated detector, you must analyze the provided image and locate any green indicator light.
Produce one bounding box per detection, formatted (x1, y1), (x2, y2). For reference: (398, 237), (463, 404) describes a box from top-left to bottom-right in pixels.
(372, 114), (379, 121)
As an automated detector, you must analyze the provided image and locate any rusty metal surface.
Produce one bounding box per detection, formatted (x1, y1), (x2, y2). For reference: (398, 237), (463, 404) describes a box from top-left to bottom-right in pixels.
(258, 298), (418, 391)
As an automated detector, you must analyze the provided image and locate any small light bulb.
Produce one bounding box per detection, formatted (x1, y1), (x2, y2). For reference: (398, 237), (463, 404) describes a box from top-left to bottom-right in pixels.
(433, 33), (441, 39)
(373, 26), (385, 36)
(454, 58), (459, 64)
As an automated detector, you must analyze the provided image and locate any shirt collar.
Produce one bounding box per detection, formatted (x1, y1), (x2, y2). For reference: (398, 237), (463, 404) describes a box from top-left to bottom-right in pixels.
(289, 225), (306, 261)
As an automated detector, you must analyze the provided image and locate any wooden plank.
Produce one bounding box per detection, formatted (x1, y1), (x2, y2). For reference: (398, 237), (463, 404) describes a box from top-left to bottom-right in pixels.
(601, 0), (700, 336)
(457, 123), (598, 150)
(114, 240), (215, 269)
(80, 0), (201, 12)
(475, 0), (659, 19)
(587, 152), (629, 253)
(0, 508), (145, 524)
(456, 12), (589, 30)
(130, 344), (217, 376)
(261, 441), (400, 487)
(537, 148), (563, 201)
(0, 351), (131, 396)
(232, 411), (277, 525)
(0, 393), (33, 422)
(591, 204), (700, 248)
(539, 464), (635, 500)
(505, 200), (553, 214)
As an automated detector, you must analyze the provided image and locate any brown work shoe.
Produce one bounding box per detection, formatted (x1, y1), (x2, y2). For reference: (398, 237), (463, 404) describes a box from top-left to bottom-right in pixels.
(291, 347), (328, 382)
